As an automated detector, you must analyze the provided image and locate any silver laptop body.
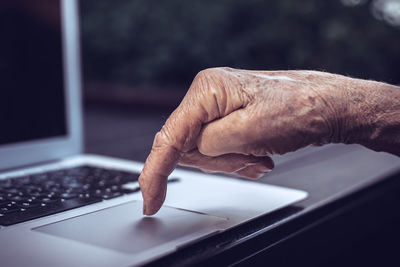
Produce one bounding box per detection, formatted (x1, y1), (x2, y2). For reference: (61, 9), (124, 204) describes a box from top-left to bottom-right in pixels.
(9, 0), (398, 266)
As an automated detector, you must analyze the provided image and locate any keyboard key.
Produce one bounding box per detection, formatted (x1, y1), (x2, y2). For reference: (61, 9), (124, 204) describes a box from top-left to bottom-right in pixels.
(40, 198), (59, 203)
(60, 193), (79, 199)
(0, 207), (20, 214)
(101, 192), (123, 200)
(8, 195), (30, 202)
(15, 202), (40, 209)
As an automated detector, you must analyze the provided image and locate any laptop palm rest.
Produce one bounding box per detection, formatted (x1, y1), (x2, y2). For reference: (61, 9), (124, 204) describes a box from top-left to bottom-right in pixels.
(33, 201), (227, 254)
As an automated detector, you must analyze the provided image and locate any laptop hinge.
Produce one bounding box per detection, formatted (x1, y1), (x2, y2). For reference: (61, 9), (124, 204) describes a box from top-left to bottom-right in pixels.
(0, 158), (65, 176)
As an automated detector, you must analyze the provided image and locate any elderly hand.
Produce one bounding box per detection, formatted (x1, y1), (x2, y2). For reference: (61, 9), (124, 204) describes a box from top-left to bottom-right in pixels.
(138, 67), (400, 215)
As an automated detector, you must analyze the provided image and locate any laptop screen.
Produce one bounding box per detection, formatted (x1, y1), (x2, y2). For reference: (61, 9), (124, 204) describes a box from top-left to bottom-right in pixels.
(0, 0), (67, 146)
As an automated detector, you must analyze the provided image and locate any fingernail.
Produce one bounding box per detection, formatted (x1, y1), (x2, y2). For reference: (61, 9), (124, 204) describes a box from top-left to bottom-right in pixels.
(143, 202), (148, 215)
(162, 185), (167, 201)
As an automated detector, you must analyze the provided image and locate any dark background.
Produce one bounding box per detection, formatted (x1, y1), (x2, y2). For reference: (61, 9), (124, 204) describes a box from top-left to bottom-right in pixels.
(80, 0), (400, 109)
(78, 2), (400, 265)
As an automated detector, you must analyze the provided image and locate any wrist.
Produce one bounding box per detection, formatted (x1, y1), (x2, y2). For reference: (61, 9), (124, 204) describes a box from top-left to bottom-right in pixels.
(331, 78), (400, 154)
(342, 80), (376, 144)
(311, 75), (386, 145)
(306, 74), (362, 145)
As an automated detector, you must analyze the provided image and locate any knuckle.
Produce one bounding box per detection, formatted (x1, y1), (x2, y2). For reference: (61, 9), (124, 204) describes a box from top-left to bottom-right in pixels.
(192, 68), (225, 91)
(153, 127), (177, 150)
(190, 71), (211, 94)
(138, 174), (147, 191)
(138, 175), (145, 188)
(153, 131), (167, 148)
(196, 67), (221, 78)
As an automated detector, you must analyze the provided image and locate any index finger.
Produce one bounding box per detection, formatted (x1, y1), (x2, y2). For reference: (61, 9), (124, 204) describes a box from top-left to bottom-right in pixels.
(138, 68), (249, 215)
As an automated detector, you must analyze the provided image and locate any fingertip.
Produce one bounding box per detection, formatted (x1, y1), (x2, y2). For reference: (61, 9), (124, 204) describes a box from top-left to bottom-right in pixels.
(143, 190), (166, 216)
(141, 195), (165, 216)
(142, 201), (148, 215)
(143, 203), (162, 216)
(139, 172), (168, 216)
(142, 194), (163, 216)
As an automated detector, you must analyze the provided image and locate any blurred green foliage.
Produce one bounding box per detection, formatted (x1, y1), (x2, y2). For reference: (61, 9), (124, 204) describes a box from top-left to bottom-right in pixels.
(80, 0), (400, 89)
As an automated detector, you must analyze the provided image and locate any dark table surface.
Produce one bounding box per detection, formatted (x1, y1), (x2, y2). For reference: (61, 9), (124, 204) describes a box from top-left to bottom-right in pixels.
(84, 105), (400, 267)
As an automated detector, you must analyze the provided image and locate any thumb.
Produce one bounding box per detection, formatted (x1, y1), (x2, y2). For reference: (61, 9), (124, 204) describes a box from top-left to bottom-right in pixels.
(197, 107), (269, 157)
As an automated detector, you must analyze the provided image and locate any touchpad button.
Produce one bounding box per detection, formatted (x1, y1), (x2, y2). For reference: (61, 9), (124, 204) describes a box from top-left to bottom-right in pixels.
(33, 201), (227, 254)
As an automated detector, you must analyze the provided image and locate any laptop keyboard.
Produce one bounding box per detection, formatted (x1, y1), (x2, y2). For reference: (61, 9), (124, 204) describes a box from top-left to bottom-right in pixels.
(0, 165), (144, 226)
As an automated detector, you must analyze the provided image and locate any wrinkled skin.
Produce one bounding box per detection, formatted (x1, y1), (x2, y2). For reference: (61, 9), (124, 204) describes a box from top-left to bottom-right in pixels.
(139, 67), (400, 215)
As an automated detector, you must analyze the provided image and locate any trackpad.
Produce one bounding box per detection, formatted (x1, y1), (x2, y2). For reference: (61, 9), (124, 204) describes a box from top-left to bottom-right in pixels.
(33, 201), (227, 254)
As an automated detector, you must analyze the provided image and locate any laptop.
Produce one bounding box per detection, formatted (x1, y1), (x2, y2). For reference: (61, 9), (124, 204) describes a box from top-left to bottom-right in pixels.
(0, 0), (308, 266)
